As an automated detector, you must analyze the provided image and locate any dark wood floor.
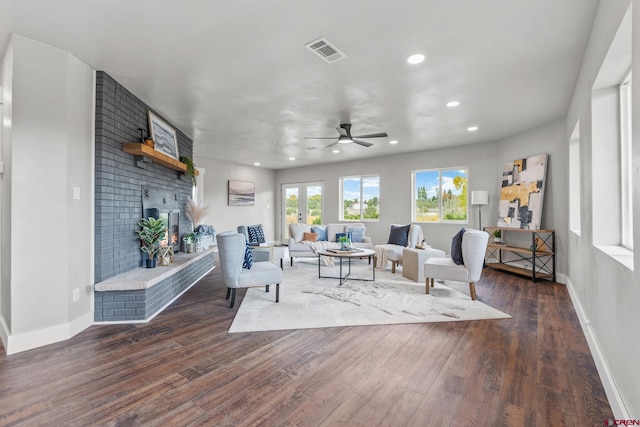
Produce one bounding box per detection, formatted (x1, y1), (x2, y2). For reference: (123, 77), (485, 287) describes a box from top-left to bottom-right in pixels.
(0, 258), (612, 426)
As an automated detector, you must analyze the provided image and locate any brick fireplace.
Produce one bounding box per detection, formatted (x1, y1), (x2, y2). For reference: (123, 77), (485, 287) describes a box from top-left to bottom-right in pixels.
(93, 72), (213, 323)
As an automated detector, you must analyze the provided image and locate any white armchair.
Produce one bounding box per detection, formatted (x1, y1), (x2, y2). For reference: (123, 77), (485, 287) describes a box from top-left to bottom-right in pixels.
(424, 229), (489, 300)
(217, 231), (282, 308)
(374, 224), (424, 272)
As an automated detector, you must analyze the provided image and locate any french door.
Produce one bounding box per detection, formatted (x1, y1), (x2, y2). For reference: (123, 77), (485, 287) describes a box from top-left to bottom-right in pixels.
(281, 182), (324, 243)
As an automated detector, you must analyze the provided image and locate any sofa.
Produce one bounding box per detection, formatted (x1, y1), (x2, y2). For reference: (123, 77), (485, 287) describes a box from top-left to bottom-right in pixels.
(288, 223), (374, 265)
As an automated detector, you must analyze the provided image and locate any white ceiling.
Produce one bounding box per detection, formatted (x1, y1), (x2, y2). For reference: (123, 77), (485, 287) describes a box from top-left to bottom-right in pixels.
(0, 0), (599, 169)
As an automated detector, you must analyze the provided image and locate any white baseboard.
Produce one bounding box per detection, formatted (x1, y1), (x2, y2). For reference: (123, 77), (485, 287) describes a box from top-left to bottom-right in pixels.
(565, 277), (629, 419)
(4, 310), (94, 355)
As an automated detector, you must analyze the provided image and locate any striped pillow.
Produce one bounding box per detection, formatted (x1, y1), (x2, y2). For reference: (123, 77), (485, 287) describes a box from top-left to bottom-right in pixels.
(243, 241), (253, 269)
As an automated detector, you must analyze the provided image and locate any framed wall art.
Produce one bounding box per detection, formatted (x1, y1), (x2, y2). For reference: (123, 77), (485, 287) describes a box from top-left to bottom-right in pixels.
(228, 180), (255, 206)
(497, 153), (548, 230)
(148, 111), (179, 160)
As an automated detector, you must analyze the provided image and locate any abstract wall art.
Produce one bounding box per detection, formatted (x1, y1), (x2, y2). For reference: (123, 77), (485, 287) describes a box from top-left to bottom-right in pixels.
(228, 180), (255, 206)
(497, 153), (548, 230)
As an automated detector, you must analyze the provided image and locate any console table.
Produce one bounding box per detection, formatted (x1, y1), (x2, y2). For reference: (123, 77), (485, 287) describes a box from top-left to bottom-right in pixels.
(484, 227), (555, 282)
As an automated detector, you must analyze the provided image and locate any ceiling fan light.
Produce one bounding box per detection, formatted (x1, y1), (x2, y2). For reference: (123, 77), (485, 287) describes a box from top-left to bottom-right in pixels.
(338, 137), (352, 144)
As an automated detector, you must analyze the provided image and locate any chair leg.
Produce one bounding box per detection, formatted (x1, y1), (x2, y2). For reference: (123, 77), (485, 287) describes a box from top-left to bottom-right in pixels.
(275, 283), (280, 303)
(226, 288), (231, 300)
(425, 278), (430, 294)
(430, 277), (435, 287)
(229, 288), (237, 308)
(391, 261), (396, 273)
(469, 282), (477, 300)
(291, 257), (293, 266)
(266, 284), (270, 293)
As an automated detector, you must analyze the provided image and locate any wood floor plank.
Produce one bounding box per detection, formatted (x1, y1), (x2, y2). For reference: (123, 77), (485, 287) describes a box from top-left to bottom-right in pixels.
(0, 261), (614, 426)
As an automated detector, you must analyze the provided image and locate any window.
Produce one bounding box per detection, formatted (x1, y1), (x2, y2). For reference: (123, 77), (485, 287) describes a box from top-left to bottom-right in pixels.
(620, 71), (632, 250)
(590, 4), (633, 269)
(569, 121), (581, 234)
(340, 175), (379, 221)
(413, 168), (468, 223)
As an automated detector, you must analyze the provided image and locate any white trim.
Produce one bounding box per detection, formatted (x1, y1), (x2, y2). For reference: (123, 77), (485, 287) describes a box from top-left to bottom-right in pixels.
(0, 315), (9, 352)
(565, 277), (630, 420)
(4, 311), (93, 355)
(93, 265), (214, 325)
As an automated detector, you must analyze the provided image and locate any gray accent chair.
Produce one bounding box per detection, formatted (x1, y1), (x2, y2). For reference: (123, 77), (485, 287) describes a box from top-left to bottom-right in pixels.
(217, 231), (282, 308)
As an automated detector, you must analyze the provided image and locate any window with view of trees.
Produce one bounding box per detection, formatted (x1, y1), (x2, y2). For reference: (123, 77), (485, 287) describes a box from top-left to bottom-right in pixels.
(413, 168), (468, 222)
(340, 175), (380, 221)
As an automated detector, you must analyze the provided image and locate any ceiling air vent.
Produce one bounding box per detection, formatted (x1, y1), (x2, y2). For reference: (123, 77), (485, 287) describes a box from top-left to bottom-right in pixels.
(305, 37), (346, 63)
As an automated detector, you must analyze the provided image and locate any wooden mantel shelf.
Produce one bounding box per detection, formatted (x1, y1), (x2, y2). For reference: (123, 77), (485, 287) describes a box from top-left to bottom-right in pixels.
(122, 143), (198, 175)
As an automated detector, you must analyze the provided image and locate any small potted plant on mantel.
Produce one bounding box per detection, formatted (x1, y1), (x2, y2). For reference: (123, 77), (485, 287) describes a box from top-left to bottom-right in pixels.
(183, 233), (195, 253)
(136, 217), (167, 268)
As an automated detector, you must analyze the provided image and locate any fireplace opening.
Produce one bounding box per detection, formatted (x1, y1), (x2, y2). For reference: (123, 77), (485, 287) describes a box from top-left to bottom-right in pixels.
(159, 211), (180, 253)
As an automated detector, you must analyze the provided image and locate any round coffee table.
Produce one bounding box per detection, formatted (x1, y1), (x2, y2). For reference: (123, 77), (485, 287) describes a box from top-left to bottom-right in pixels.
(316, 248), (376, 286)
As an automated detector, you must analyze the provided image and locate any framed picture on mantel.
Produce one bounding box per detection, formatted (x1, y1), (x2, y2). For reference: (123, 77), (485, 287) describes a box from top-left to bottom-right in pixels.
(148, 111), (179, 160)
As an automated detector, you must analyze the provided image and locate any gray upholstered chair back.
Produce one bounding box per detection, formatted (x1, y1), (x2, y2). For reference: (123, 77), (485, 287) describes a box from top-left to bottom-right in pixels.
(461, 229), (490, 282)
(217, 231), (245, 289)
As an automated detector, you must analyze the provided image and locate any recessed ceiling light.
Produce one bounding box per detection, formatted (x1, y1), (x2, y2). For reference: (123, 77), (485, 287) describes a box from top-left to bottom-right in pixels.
(407, 54), (425, 64)
(332, 150), (340, 154)
(288, 157), (295, 161)
(254, 162), (261, 166)
(467, 126), (478, 132)
(446, 101), (460, 107)
(389, 140), (398, 145)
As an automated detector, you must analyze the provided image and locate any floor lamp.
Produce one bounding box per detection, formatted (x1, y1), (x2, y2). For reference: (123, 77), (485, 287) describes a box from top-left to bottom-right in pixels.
(471, 191), (488, 230)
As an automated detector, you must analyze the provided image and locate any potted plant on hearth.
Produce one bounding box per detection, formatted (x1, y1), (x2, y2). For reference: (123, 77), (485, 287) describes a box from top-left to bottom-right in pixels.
(493, 229), (502, 244)
(136, 217), (167, 268)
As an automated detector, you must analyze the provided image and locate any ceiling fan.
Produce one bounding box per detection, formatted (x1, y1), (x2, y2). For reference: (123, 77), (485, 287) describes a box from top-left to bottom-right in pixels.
(305, 124), (388, 148)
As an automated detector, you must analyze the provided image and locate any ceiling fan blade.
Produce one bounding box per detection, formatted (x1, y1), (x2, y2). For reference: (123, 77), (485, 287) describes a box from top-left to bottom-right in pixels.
(324, 140), (340, 148)
(304, 136), (339, 140)
(352, 132), (388, 139)
(353, 139), (373, 147)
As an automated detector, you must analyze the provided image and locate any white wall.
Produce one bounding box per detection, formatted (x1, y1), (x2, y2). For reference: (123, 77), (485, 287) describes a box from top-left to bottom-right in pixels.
(195, 155), (276, 240)
(565, 0), (638, 419)
(0, 38), (13, 338)
(0, 35), (94, 354)
(496, 119), (568, 274)
(276, 141), (505, 258)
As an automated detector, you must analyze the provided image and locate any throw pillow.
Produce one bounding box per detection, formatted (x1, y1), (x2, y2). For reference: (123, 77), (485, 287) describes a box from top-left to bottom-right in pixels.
(347, 227), (366, 243)
(311, 226), (328, 241)
(326, 224), (344, 242)
(387, 224), (410, 246)
(303, 232), (318, 242)
(290, 224), (311, 242)
(247, 225), (259, 244)
(248, 224), (266, 243)
(242, 241), (253, 269)
(451, 228), (465, 265)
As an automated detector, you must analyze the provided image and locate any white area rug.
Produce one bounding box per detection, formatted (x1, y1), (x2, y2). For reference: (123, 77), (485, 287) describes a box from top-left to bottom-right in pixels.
(229, 259), (511, 333)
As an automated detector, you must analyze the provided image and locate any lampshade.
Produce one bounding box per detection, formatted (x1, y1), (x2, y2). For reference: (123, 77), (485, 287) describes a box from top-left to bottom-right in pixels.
(471, 190), (489, 205)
